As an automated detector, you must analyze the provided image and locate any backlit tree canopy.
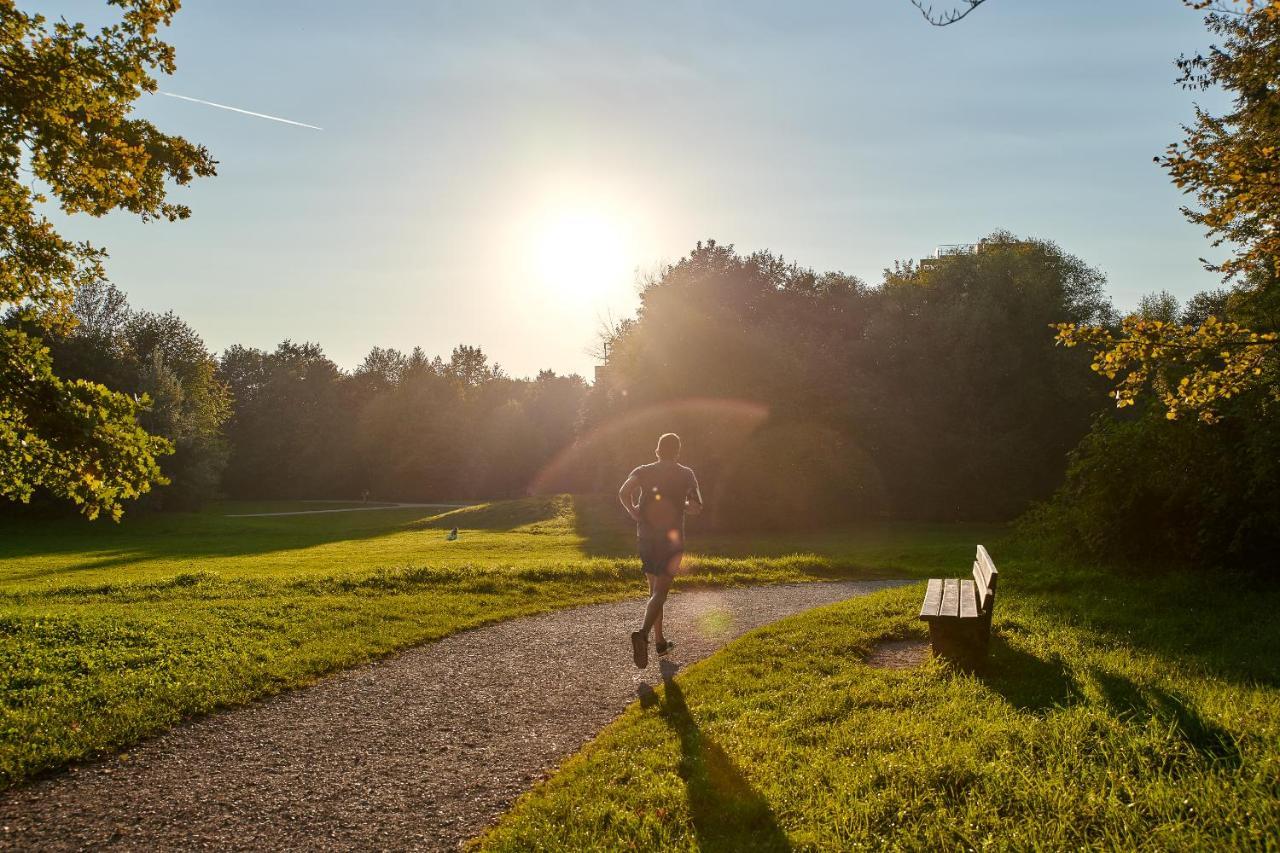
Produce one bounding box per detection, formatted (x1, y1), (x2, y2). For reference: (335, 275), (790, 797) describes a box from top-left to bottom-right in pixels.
(1056, 3), (1280, 422)
(0, 0), (215, 518)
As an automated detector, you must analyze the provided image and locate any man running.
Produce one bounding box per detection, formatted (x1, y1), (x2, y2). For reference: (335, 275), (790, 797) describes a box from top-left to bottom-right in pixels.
(618, 432), (703, 668)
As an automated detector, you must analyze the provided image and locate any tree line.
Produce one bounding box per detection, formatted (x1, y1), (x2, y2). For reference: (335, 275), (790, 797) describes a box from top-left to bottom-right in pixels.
(12, 228), (1274, 570)
(10, 233), (1110, 522)
(19, 281), (588, 508)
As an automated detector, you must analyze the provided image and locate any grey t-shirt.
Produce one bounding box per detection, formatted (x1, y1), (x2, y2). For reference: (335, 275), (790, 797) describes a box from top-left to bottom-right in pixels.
(629, 460), (699, 540)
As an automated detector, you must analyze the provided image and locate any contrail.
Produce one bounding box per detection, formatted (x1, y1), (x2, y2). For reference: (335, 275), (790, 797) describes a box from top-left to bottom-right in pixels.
(158, 91), (322, 130)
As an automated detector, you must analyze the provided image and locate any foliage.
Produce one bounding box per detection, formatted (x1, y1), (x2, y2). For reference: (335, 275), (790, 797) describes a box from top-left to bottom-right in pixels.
(1054, 314), (1276, 423)
(574, 234), (1110, 525)
(219, 341), (586, 502)
(0, 327), (169, 520)
(1170, 2), (1280, 282)
(30, 281), (232, 510)
(0, 0), (214, 518)
(1056, 4), (1280, 421)
(867, 234), (1112, 518)
(218, 341), (353, 499)
(0, 496), (979, 786)
(480, 560), (1280, 850)
(1029, 281), (1280, 570)
(1023, 396), (1280, 570)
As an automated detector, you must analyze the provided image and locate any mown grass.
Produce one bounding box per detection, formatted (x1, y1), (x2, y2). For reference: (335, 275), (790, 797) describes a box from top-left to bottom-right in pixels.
(0, 495), (982, 788)
(477, 545), (1280, 850)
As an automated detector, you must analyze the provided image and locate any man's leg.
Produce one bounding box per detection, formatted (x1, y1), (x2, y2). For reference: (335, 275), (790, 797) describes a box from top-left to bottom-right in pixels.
(652, 583), (665, 648)
(641, 571), (673, 637)
(644, 574), (664, 646)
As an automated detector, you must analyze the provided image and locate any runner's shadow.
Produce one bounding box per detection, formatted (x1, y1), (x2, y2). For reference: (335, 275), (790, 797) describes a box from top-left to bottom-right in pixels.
(1091, 669), (1239, 767)
(637, 660), (791, 852)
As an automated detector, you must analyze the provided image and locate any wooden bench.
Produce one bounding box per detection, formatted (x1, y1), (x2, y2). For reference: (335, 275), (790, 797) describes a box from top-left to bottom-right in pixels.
(918, 545), (998, 668)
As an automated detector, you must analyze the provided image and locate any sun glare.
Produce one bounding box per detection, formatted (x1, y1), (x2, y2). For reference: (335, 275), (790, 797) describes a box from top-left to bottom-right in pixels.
(535, 209), (631, 297)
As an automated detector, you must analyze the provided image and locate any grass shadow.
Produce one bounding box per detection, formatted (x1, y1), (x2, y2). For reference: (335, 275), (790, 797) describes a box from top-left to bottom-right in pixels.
(570, 494), (635, 557)
(0, 497), (579, 586)
(981, 630), (1080, 715)
(1091, 669), (1239, 767)
(0, 509), (443, 583)
(637, 661), (791, 852)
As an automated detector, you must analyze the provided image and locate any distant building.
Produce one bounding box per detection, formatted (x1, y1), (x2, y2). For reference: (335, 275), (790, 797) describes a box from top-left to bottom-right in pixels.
(920, 242), (982, 269)
(919, 238), (1037, 269)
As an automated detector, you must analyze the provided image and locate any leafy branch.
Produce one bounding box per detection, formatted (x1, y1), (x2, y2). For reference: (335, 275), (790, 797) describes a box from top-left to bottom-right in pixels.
(909, 0), (989, 26)
(1055, 318), (1278, 422)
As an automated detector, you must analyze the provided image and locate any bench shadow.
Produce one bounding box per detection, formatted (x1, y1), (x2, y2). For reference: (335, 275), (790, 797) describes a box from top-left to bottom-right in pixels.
(636, 660), (791, 852)
(1091, 669), (1239, 767)
(980, 631), (1080, 715)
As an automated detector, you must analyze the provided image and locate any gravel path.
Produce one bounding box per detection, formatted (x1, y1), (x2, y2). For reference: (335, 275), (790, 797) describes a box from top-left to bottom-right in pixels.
(0, 580), (905, 851)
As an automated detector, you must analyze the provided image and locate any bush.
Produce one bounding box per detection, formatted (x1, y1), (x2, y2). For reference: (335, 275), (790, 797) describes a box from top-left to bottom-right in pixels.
(1023, 402), (1280, 570)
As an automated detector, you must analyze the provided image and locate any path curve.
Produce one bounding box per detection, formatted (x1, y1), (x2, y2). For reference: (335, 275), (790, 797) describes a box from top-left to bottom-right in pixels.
(0, 580), (905, 851)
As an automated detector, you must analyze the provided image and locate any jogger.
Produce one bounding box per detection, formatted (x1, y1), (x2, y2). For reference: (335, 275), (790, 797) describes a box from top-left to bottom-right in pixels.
(618, 433), (703, 668)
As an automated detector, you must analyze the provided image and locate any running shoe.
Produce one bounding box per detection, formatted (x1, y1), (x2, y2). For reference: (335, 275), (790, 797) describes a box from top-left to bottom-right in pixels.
(630, 631), (649, 668)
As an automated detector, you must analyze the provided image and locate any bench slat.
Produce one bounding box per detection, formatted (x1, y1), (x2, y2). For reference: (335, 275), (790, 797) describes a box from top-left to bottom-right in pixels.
(972, 561), (989, 612)
(919, 578), (944, 618)
(959, 579), (978, 618)
(941, 578), (959, 618)
(973, 556), (989, 588)
(977, 544), (998, 593)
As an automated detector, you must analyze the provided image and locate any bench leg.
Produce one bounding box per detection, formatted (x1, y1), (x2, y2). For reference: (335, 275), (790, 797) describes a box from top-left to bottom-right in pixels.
(926, 621), (989, 671)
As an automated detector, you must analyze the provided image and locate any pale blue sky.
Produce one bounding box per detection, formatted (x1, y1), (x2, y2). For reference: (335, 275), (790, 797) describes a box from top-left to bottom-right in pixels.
(41, 1), (1222, 377)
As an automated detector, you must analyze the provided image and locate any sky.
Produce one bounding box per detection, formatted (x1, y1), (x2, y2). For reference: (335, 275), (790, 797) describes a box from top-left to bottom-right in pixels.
(37, 0), (1224, 378)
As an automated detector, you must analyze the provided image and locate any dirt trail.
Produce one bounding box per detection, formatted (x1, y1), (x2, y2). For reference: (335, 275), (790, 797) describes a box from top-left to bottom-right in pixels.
(0, 580), (906, 851)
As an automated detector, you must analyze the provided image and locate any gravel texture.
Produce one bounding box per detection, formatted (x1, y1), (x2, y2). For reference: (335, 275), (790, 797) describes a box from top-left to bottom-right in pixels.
(0, 580), (904, 851)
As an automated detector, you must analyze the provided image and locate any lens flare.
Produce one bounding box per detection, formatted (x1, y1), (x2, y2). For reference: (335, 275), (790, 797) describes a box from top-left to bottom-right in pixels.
(529, 396), (771, 495)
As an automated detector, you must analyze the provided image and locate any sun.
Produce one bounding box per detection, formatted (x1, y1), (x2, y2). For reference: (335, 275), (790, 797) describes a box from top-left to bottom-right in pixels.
(535, 209), (630, 297)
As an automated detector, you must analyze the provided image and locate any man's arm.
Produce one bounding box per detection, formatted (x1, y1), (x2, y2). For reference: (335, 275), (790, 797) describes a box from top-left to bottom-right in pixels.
(618, 473), (641, 522)
(685, 472), (704, 516)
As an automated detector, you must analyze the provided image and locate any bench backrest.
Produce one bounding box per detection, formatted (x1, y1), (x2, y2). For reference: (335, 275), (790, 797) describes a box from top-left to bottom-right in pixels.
(971, 544), (998, 614)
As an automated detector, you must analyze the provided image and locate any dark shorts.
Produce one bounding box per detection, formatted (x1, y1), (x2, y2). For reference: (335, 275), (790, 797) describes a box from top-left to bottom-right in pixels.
(638, 533), (684, 576)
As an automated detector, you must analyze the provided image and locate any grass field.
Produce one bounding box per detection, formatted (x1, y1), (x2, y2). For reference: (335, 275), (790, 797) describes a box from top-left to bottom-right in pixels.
(477, 545), (1280, 850)
(0, 496), (984, 788)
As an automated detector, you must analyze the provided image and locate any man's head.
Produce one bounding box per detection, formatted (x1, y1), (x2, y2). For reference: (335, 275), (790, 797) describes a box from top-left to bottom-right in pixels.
(655, 432), (681, 461)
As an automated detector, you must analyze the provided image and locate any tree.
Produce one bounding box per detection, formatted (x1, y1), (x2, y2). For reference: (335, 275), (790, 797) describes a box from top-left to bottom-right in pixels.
(447, 345), (504, 388)
(352, 346), (408, 394)
(122, 310), (231, 509)
(579, 235), (1108, 525)
(0, 1), (215, 518)
(1055, 3), (1280, 422)
(863, 235), (1112, 519)
(219, 342), (350, 499)
(35, 281), (232, 510)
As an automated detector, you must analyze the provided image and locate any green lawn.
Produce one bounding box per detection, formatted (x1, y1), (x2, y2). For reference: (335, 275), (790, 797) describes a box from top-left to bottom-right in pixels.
(477, 546), (1280, 850)
(0, 496), (982, 788)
